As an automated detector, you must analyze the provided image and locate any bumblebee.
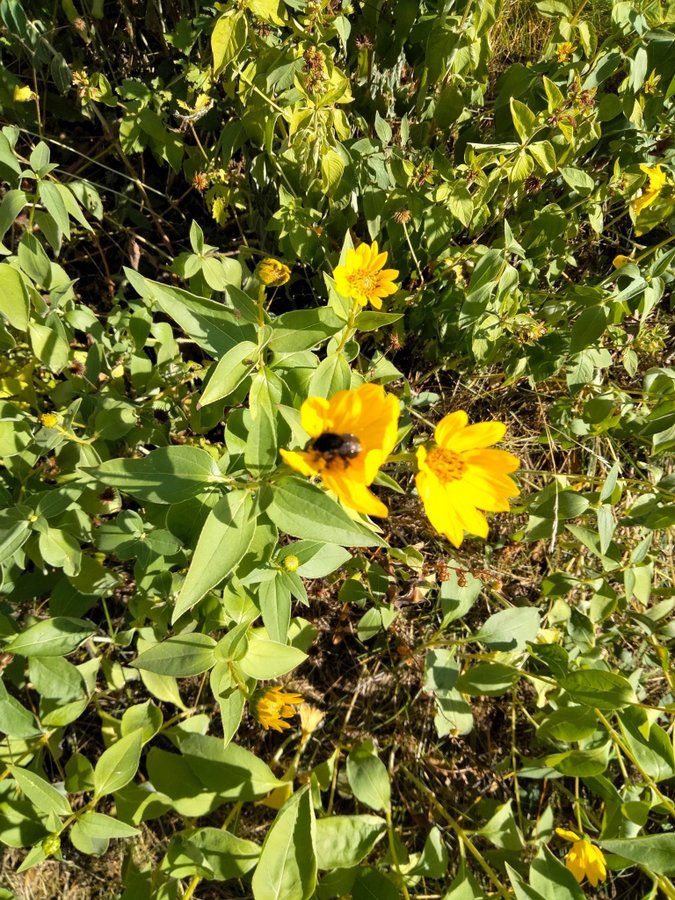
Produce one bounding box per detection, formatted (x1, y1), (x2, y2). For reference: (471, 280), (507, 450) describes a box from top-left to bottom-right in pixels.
(309, 431), (362, 466)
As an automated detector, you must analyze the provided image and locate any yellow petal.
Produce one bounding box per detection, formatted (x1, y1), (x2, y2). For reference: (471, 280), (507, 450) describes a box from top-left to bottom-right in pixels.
(301, 396), (331, 437)
(280, 449), (319, 477)
(445, 421), (507, 452)
(323, 471), (388, 517)
(435, 410), (469, 446)
(556, 828), (581, 842)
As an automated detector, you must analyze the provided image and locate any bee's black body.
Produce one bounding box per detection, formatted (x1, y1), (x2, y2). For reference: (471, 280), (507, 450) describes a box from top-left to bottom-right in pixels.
(309, 431), (362, 464)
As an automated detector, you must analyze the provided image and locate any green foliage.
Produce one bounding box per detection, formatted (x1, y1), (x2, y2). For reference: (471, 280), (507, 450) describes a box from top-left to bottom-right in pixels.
(0, 0), (673, 896)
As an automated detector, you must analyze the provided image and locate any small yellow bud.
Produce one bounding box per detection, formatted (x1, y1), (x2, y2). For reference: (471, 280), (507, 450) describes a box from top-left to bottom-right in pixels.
(39, 412), (61, 428)
(257, 258), (291, 287)
(283, 554), (300, 573)
(42, 834), (61, 856)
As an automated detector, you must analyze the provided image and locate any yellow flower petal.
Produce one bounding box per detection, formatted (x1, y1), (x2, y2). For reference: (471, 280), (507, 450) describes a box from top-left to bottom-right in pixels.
(301, 396), (331, 438)
(281, 384), (399, 517)
(323, 471), (388, 517)
(332, 240), (400, 309)
(417, 412), (519, 545)
(280, 449), (319, 477)
(555, 828), (581, 843)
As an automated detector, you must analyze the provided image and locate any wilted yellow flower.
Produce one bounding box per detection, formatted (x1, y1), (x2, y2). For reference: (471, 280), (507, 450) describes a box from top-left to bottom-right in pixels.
(14, 85), (37, 103)
(258, 258), (291, 287)
(415, 411), (520, 547)
(556, 42), (575, 63)
(556, 828), (607, 887)
(612, 254), (634, 269)
(299, 703), (324, 736)
(254, 686), (303, 732)
(333, 241), (399, 309)
(39, 413), (61, 428)
(280, 383), (400, 517)
(630, 164), (667, 217)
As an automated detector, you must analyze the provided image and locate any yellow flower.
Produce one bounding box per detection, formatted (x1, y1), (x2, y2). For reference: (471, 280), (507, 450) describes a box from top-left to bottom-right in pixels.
(13, 85), (37, 103)
(254, 686), (303, 732)
(415, 411), (520, 547)
(556, 42), (575, 63)
(280, 383), (399, 517)
(39, 413), (61, 428)
(258, 258), (291, 287)
(630, 164), (667, 217)
(299, 703), (324, 737)
(556, 828), (607, 887)
(612, 254), (633, 269)
(333, 241), (399, 309)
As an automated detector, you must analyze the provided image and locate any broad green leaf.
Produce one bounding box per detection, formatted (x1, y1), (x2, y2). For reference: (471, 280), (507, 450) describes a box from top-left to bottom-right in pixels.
(132, 634), (217, 677)
(199, 340), (258, 407)
(600, 834), (675, 875)
(212, 12), (247, 75)
(315, 815), (386, 870)
(10, 766), (72, 817)
(308, 352), (352, 399)
(7, 617), (94, 657)
(251, 786), (317, 900)
(267, 478), (385, 547)
(93, 729), (143, 797)
(85, 446), (223, 504)
(238, 636), (306, 679)
(346, 744), (390, 812)
(529, 846), (585, 900)
(269, 308), (343, 353)
(0, 264), (29, 330)
(561, 669), (635, 710)
(167, 827), (260, 880)
(0, 680), (41, 738)
(456, 662), (519, 696)
(173, 490), (257, 622)
(473, 607), (540, 651)
(39, 181), (71, 239)
(0, 190), (26, 250)
(72, 811), (140, 840)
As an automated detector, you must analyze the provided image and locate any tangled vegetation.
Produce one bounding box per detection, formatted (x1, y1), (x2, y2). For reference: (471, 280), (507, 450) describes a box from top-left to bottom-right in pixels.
(0, 0), (674, 897)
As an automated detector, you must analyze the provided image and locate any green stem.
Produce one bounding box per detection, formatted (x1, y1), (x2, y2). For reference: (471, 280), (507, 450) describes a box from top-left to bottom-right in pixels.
(385, 807), (411, 900)
(402, 767), (511, 899)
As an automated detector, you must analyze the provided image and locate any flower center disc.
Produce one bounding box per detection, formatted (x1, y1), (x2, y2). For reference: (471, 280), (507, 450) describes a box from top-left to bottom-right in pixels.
(426, 447), (466, 483)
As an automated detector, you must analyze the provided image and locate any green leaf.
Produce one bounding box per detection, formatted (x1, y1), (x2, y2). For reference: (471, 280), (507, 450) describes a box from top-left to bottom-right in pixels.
(199, 340), (258, 407)
(600, 834), (675, 875)
(308, 352), (352, 398)
(346, 743), (391, 812)
(172, 490), (257, 621)
(0, 264), (29, 330)
(10, 767), (72, 817)
(93, 730), (143, 797)
(561, 669), (635, 710)
(510, 98), (537, 141)
(169, 827), (260, 880)
(473, 607), (540, 651)
(315, 815), (386, 870)
(456, 662), (518, 696)
(269, 308), (343, 353)
(354, 311), (403, 332)
(85, 446), (223, 504)
(72, 811), (140, 840)
(267, 478), (385, 548)
(7, 617), (94, 657)
(560, 167), (595, 197)
(132, 634), (217, 677)
(545, 745), (609, 777)
(39, 181), (71, 239)
(212, 12), (248, 76)
(0, 190), (26, 251)
(238, 636), (306, 679)
(569, 307), (608, 353)
(0, 679), (41, 738)
(529, 846), (585, 900)
(251, 786), (317, 900)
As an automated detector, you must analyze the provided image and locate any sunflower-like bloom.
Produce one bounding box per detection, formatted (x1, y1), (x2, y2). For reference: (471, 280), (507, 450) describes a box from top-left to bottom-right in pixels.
(630, 164), (667, 218)
(280, 383), (399, 517)
(258, 258), (291, 287)
(555, 829), (607, 887)
(254, 686), (304, 732)
(415, 411), (520, 548)
(333, 241), (399, 309)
